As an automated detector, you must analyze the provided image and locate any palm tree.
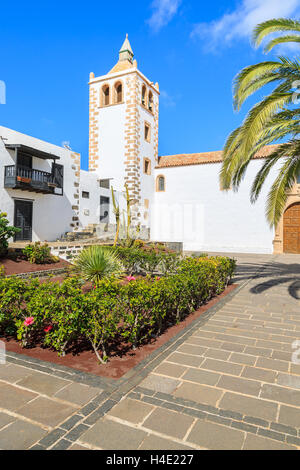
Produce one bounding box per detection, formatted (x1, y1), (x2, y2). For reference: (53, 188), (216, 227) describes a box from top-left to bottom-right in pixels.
(220, 18), (300, 227)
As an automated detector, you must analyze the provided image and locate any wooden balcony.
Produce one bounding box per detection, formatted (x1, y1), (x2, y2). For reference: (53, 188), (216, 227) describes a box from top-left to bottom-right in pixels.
(4, 165), (63, 195)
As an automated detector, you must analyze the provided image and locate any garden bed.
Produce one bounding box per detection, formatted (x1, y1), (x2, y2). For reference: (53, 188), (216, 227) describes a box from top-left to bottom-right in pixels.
(1, 256), (70, 276)
(1, 283), (237, 379)
(0, 252), (236, 377)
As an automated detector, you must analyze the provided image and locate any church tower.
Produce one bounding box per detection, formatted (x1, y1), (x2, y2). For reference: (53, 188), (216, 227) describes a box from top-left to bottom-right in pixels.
(88, 35), (159, 225)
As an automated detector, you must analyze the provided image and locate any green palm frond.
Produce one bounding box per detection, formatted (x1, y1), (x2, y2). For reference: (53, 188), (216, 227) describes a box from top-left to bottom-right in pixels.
(233, 61), (282, 110)
(222, 17), (300, 228)
(266, 152), (300, 227)
(73, 246), (124, 284)
(250, 144), (291, 203)
(264, 35), (300, 53)
(234, 58), (300, 110)
(253, 18), (300, 48)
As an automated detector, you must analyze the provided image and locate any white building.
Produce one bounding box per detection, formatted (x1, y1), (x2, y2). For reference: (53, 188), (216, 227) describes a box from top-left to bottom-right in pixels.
(0, 126), (81, 242)
(1, 36), (299, 254)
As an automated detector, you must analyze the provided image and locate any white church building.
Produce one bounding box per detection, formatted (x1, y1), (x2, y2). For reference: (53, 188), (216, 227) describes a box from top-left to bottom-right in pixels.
(1, 35), (299, 254)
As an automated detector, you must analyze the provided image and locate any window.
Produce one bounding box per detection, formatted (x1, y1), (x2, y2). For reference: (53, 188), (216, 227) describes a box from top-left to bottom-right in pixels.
(100, 179), (110, 189)
(114, 81), (123, 104)
(101, 84), (110, 106)
(144, 122), (151, 142)
(82, 191), (90, 199)
(156, 175), (165, 192)
(141, 84), (147, 107)
(143, 158), (151, 175)
(148, 91), (153, 112)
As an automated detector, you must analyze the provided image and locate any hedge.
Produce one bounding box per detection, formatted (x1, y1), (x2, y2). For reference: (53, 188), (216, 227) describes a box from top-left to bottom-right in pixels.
(0, 256), (236, 364)
(113, 246), (182, 275)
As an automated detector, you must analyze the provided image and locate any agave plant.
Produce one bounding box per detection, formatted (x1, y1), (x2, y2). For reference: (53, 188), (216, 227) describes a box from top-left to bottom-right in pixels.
(220, 18), (300, 227)
(73, 246), (124, 284)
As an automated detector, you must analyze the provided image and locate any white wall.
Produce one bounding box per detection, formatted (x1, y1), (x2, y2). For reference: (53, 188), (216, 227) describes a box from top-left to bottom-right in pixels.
(79, 170), (126, 229)
(137, 74), (158, 229)
(90, 73), (127, 190)
(152, 160), (277, 254)
(0, 126), (79, 242)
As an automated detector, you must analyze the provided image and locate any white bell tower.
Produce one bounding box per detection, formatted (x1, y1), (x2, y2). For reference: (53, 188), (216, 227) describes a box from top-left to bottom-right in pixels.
(88, 35), (159, 226)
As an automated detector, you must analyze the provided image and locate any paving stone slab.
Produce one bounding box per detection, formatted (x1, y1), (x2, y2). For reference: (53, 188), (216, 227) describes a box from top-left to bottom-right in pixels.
(174, 382), (223, 407)
(229, 352), (257, 366)
(139, 374), (180, 394)
(0, 364), (34, 383)
(0, 382), (37, 411)
(54, 382), (101, 406)
(143, 407), (194, 440)
(0, 412), (15, 430)
(139, 434), (195, 450)
(17, 372), (70, 396)
(216, 375), (262, 397)
(17, 397), (78, 427)
(260, 384), (300, 407)
(219, 392), (278, 421)
(186, 420), (245, 450)
(0, 419), (47, 450)
(256, 358), (290, 373)
(153, 363), (187, 378)
(166, 352), (204, 367)
(203, 348), (231, 361)
(177, 344), (207, 356)
(241, 366), (277, 383)
(201, 358), (243, 376)
(276, 373), (300, 390)
(278, 405), (300, 428)
(107, 398), (154, 424)
(243, 433), (296, 450)
(182, 368), (221, 386)
(69, 443), (90, 450)
(80, 418), (147, 450)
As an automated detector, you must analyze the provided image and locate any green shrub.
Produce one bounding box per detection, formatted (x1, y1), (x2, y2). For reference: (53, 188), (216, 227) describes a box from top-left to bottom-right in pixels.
(114, 246), (181, 276)
(72, 246), (124, 284)
(23, 242), (57, 264)
(0, 212), (20, 258)
(0, 255), (236, 363)
(84, 280), (120, 363)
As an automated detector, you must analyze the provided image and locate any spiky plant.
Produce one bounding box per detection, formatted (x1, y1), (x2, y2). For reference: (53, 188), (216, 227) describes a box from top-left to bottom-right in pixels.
(73, 246), (124, 284)
(220, 18), (300, 227)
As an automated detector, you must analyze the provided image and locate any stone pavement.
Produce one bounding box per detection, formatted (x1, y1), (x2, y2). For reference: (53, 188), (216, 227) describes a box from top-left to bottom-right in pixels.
(0, 253), (299, 450)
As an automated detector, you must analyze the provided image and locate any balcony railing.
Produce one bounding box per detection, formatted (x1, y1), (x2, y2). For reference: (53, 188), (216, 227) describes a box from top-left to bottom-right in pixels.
(4, 165), (62, 194)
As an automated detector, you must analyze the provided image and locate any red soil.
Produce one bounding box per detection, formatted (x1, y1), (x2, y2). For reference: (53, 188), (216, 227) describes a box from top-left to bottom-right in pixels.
(2, 284), (237, 380)
(0, 257), (70, 276)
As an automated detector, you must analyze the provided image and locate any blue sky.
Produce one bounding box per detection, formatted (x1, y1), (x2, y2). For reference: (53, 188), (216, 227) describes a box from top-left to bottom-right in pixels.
(1, 0), (300, 170)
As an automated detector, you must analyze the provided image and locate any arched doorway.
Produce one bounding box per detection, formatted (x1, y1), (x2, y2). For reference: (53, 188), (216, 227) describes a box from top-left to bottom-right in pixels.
(283, 203), (300, 253)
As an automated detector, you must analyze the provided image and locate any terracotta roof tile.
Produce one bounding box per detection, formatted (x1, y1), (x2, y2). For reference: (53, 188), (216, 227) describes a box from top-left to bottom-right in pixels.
(156, 145), (280, 168)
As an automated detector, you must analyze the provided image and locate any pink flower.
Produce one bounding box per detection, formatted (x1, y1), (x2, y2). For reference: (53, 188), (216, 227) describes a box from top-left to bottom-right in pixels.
(126, 276), (136, 282)
(156, 277), (161, 281)
(44, 326), (52, 333)
(24, 317), (34, 327)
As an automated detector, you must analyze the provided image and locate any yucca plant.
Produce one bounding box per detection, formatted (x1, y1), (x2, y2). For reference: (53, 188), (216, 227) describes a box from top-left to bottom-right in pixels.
(220, 18), (300, 227)
(72, 246), (124, 284)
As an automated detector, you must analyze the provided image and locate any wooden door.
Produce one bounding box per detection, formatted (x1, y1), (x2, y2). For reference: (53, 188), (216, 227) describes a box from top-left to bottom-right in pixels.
(283, 203), (300, 254)
(14, 200), (33, 241)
